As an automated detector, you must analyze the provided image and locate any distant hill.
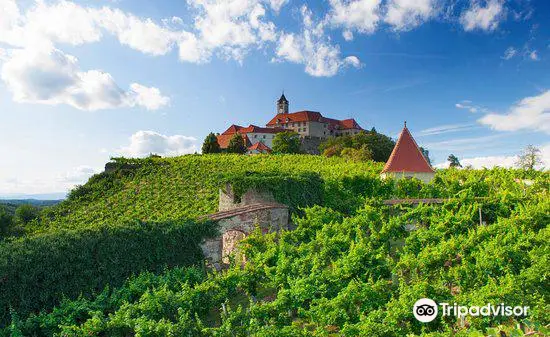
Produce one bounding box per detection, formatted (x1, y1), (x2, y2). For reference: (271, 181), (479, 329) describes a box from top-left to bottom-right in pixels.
(0, 192), (66, 200)
(0, 199), (62, 215)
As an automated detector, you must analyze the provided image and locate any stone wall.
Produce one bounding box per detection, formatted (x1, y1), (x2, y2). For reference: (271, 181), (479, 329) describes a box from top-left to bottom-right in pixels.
(300, 137), (324, 155)
(219, 183), (277, 211)
(203, 186), (289, 270)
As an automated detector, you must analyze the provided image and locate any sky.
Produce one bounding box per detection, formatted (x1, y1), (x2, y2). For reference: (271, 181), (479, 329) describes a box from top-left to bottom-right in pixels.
(0, 0), (549, 197)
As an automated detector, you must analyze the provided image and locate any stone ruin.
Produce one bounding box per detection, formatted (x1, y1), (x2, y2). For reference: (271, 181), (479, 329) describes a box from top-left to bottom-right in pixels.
(201, 184), (289, 270)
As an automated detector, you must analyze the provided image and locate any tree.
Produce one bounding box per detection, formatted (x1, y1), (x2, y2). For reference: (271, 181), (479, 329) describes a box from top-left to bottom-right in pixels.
(319, 130), (394, 162)
(14, 204), (40, 226)
(516, 145), (542, 170)
(0, 206), (13, 237)
(420, 147), (432, 165)
(227, 133), (248, 154)
(447, 154), (462, 168)
(341, 145), (373, 162)
(202, 132), (221, 154)
(272, 131), (301, 154)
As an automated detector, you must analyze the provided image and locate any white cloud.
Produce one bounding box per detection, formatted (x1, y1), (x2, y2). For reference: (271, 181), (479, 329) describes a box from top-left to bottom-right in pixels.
(460, 0), (505, 32)
(118, 131), (197, 158)
(0, 165), (100, 195)
(97, 7), (180, 56)
(329, 0), (382, 34)
(424, 134), (503, 151)
(384, 0), (436, 31)
(268, 0), (289, 12)
(0, 45), (169, 111)
(58, 165), (98, 183)
(342, 30), (354, 41)
(434, 155), (518, 169)
(478, 90), (550, 134)
(186, 0), (277, 62)
(455, 100), (488, 113)
(501, 46), (517, 60)
(274, 5), (361, 77)
(128, 83), (170, 111)
(434, 144), (550, 169)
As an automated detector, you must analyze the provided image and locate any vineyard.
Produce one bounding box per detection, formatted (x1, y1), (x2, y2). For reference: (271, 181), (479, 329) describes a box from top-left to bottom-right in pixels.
(1, 154), (548, 336)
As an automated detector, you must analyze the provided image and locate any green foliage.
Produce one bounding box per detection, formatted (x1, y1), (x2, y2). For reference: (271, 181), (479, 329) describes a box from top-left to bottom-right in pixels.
(448, 154), (462, 168)
(13, 204), (39, 226)
(202, 132), (221, 154)
(0, 219), (217, 326)
(0, 206), (12, 238)
(341, 144), (373, 162)
(32, 155), (386, 232)
(4, 165), (547, 336)
(272, 131), (301, 154)
(320, 130), (395, 162)
(226, 171), (323, 215)
(227, 133), (248, 154)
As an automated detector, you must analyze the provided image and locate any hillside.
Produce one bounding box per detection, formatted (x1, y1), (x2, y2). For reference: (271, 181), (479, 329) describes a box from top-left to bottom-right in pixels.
(1, 155), (548, 336)
(33, 155), (387, 232)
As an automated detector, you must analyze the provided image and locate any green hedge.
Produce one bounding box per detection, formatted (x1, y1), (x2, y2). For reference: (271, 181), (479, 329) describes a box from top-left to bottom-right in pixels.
(0, 219), (217, 326)
(225, 172), (324, 215)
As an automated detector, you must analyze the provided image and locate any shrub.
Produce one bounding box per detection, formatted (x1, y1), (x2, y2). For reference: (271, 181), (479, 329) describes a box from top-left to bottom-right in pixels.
(0, 219), (217, 326)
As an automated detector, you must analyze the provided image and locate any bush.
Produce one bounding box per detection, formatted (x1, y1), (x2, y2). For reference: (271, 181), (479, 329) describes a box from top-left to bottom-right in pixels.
(0, 219), (217, 326)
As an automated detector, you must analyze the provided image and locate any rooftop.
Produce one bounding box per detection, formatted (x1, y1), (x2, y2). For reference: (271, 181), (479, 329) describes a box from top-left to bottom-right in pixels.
(381, 124), (434, 173)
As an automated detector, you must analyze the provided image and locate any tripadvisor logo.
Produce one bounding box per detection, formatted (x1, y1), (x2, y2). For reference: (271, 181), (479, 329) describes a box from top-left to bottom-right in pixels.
(413, 299), (529, 323)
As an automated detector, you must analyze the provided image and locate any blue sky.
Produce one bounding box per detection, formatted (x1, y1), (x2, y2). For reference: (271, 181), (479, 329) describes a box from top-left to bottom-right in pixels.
(0, 0), (549, 196)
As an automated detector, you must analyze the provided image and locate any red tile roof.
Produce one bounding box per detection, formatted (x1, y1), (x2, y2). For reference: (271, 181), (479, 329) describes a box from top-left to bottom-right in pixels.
(239, 125), (286, 134)
(222, 124), (284, 135)
(216, 133), (251, 149)
(248, 141), (272, 153)
(381, 125), (435, 173)
(221, 125), (244, 135)
(266, 111), (362, 130)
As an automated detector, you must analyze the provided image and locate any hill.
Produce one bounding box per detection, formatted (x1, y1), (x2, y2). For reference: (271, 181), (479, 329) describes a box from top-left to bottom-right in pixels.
(0, 199), (60, 216)
(32, 155), (387, 233)
(0, 155), (548, 336)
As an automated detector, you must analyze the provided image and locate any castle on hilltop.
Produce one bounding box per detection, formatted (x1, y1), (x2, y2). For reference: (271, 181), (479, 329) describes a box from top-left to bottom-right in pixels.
(217, 93), (364, 154)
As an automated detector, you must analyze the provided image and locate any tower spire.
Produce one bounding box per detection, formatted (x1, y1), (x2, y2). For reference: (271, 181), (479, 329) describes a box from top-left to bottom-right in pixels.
(277, 92), (289, 114)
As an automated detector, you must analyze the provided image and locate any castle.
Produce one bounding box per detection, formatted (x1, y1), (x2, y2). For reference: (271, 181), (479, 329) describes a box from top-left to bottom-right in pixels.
(217, 94), (364, 154)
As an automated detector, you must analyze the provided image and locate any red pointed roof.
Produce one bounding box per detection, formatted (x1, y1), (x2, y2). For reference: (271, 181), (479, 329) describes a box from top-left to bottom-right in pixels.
(221, 124), (244, 135)
(382, 124), (434, 173)
(248, 141), (272, 153)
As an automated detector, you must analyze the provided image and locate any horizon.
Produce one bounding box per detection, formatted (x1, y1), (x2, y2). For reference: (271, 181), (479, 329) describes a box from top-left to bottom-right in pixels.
(1, 0), (549, 196)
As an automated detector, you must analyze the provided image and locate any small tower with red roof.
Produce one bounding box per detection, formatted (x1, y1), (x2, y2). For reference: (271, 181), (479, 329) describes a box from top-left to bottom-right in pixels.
(381, 122), (435, 183)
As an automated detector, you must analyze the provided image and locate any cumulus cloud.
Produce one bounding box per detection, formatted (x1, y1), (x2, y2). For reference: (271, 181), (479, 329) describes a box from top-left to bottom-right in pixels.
(0, 45), (169, 111)
(384, 0), (437, 31)
(118, 131), (197, 158)
(460, 0), (505, 32)
(329, 0), (382, 34)
(185, 0), (277, 63)
(274, 6), (361, 77)
(478, 90), (550, 134)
